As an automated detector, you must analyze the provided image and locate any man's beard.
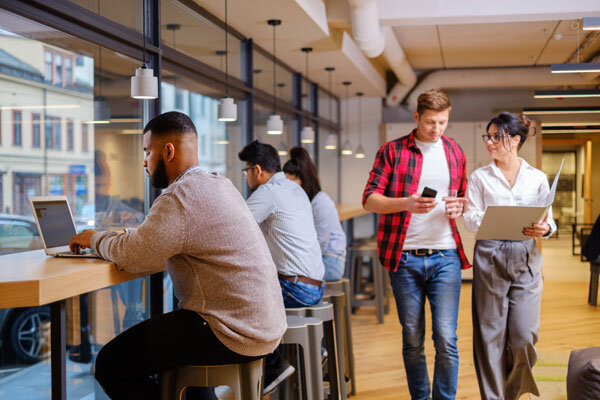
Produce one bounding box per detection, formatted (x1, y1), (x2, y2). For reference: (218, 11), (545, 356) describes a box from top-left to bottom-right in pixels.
(150, 159), (169, 189)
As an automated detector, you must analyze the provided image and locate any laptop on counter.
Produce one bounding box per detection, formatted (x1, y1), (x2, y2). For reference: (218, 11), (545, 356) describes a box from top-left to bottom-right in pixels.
(29, 196), (100, 258)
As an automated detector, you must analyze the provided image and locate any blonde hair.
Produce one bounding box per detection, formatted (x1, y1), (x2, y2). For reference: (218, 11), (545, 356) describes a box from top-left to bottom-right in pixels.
(416, 89), (451, 115)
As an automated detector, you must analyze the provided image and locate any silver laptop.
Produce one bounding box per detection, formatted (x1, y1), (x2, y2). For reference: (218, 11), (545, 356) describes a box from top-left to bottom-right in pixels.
(29, 196), (99, 258)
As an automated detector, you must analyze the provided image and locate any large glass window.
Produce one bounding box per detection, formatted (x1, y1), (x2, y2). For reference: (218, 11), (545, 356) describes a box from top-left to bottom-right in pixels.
(319, 88), (339, 124)
(70, 0), (142, 32)
(253, 50), (294, 104)
(0, 12), (147, 398)
(253, 102), (295, 165)
(161, 70), (244, 192)
(318, 127), (340, 202)
(161, 0), (243, 79)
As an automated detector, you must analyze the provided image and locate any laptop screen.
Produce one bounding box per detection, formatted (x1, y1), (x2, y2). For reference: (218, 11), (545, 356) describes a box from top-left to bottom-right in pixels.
(33, 200), (77, 248)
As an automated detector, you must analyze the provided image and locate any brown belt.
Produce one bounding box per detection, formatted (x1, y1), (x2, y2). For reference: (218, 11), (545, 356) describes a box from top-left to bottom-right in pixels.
(278, 274), (324, 287)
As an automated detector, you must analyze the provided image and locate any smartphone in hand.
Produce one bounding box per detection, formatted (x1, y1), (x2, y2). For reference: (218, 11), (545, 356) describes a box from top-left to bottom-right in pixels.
(421, 186), (438, 198)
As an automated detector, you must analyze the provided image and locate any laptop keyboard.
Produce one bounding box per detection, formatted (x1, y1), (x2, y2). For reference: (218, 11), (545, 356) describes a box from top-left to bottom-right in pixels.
(58, 249), (94, 256)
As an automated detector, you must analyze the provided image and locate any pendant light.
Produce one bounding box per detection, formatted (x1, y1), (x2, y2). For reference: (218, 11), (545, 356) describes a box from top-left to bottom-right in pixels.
(218, 0), (237, 122)
(300, 47), (315, 143)
(266, 19), (283, 134)
(341, 81), (353, 155)
(278, 141), (288, 156)
(131, 0), (158, 99)
(93, 46), (110, 123)
(355, 92), (365, 158)
(324, 66), (337, 150)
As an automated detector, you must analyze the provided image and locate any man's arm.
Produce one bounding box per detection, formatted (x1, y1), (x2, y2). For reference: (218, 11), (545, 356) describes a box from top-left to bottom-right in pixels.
(364, 193), (436, 214)
(70, 193), (185, 273)
(245, 187), (274, 224)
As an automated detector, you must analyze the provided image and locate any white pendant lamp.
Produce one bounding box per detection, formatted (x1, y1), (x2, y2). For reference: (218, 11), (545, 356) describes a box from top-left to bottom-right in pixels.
(324, 66), (337, 150)
(278, 141), (288, 156)
(341, 81), (353, 155)
(267, 19), (283, 134)
(218, 0), (237, 122)
(300, 47), (315, 143)
(355, 92), (366, 158)
(131, 66), (158, 99)
(324, 133), (337, 150)
(131, 0), (157, 99)
(301, 125), (315, 143)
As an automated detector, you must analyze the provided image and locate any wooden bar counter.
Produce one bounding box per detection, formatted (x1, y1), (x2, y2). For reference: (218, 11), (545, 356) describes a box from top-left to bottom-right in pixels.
(0, 249), (159, 399)
(336, 203), (370, 221)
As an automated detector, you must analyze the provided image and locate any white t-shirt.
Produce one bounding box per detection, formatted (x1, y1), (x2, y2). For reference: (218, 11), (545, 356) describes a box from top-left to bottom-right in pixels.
(403, 138), (456, 250)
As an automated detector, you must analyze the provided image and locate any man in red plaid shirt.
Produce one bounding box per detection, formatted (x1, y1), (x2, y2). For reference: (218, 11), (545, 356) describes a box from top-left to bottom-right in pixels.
(363, 90), (469, 400)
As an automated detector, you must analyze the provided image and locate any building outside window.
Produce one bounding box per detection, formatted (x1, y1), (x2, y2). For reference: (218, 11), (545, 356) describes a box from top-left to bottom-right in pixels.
(53, 117), (61, 150)
(12, 110), (22, 146)
(81, 122), (88, 152)
(67, 120), (74, 151)
(32, 113), (41, 148)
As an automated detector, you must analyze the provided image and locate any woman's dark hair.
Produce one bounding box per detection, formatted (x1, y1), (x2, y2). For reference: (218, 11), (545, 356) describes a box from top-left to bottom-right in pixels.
(238, 140), (281, 173)
(282, 147), (321, 200)
(487, 112), (536, 150)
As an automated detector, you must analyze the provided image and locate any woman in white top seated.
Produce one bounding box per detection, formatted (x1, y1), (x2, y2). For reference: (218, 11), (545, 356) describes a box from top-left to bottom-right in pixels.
(283, 147), (347, 281)
(463, 112), (556, 400)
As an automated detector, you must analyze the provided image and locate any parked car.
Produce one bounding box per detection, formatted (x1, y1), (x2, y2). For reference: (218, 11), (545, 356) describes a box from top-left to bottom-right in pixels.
(0, 214), (41, 255)
(0, 215), (49, 364)
(0, 306), (51, 364)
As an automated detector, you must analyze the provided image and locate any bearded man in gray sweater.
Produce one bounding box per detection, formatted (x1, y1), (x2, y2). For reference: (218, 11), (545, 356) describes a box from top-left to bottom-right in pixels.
(70, 111), (286, 400)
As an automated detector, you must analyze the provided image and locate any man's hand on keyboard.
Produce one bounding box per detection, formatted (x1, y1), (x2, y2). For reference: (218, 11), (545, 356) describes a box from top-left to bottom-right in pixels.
(69, 229), (98, 254)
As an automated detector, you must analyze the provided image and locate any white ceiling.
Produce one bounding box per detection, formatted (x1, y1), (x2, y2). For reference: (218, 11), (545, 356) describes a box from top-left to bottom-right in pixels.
(393, 20), (589, 70)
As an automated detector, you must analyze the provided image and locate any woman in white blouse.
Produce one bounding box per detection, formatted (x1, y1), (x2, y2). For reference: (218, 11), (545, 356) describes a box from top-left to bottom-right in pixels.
(283, 147), (347, 281)
(463, 112), (556, 400)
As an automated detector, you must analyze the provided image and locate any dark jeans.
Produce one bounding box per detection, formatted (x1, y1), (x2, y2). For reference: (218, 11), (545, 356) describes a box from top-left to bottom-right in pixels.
(388, 249), (462, 400)
(94, 309), (262, 400)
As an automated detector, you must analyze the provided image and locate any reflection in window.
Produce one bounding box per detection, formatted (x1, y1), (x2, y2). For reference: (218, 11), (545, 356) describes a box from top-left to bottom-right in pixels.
(53, 117), (61, 150)
(81, 123), (88, 152)
(55, 53), (63, 86)
(44, 50), (52, 82)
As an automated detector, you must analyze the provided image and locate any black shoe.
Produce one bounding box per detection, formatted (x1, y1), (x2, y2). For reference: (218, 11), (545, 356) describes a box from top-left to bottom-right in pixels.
(263, 359), (295, 395)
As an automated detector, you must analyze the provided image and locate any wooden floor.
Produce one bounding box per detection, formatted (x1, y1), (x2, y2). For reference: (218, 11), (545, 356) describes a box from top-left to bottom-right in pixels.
(348, 236), (600, 399)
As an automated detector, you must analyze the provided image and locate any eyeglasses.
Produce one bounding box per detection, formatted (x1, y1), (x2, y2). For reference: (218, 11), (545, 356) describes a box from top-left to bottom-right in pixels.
(481, 134), (507, 144)
(242, 165), (256, 176)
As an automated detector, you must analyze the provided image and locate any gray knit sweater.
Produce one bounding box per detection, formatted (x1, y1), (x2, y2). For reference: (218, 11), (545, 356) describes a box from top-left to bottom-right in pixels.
(90, 168), (287, 357)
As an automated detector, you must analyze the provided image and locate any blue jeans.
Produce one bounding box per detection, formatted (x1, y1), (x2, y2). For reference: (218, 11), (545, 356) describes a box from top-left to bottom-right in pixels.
(388, 250), (462, 400)
(279, 278), (325, 308)
(323, 254), (345, 282)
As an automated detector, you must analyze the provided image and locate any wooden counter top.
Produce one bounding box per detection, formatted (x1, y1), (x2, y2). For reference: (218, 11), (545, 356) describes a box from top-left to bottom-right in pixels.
(0, 250), (147, 309)
(336, 203), (371, 221)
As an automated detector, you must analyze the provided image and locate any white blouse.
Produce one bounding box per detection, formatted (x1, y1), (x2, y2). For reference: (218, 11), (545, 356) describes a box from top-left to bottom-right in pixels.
(463, 158), (557, 236)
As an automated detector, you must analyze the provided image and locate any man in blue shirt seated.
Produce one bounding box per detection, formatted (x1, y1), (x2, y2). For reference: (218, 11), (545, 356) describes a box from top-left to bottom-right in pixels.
(239, 140), (325, 394)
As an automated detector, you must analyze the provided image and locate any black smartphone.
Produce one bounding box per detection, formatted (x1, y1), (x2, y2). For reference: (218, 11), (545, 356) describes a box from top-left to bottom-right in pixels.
(421, 186), (438, 198)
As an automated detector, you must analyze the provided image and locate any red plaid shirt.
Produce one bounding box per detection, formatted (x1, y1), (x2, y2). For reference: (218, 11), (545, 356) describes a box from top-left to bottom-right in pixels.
(362, 130), (471, 271)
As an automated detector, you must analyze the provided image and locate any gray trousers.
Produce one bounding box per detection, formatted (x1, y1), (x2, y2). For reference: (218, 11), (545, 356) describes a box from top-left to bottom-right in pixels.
(472, 239), (543, 400)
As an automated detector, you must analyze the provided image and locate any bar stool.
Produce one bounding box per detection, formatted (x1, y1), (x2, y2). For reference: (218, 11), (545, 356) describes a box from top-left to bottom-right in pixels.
(286, 302), (341, 400)
(322, 290), (348, 398)
(159, 358), (264, 400)
(281, 315), (325, 400)
(348, 242), (389, 323)
(326, 279), (356, 396)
